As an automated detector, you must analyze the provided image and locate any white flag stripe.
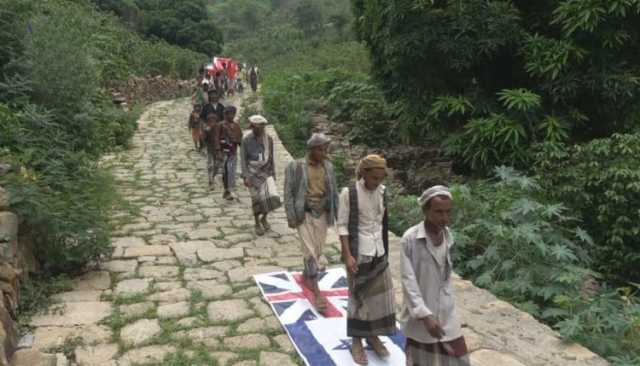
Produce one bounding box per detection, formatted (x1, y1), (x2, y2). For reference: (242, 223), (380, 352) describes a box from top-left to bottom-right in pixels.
(279, 299), (319, 325)
(318, 267), (347, 290)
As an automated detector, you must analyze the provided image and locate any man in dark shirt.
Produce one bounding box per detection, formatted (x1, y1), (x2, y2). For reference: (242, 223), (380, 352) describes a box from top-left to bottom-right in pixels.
(201, 90), (225, 122)
(220, 106), (243, 200)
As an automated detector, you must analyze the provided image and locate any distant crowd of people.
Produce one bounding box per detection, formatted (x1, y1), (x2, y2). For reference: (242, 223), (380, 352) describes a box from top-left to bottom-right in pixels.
(188, 64), (279, 235)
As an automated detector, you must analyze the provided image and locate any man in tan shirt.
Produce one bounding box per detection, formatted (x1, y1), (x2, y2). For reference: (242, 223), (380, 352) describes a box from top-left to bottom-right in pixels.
(284, 133), (339, 313)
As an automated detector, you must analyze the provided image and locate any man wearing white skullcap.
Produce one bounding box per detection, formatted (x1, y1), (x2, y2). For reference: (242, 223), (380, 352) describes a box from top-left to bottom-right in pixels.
(400, 185), (470, 366)
(284, 132), (339, 315)
(240, 115), (282, 235)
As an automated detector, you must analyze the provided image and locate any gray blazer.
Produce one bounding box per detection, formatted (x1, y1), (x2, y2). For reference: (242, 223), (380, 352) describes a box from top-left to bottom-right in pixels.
(283, 158), (339, 228)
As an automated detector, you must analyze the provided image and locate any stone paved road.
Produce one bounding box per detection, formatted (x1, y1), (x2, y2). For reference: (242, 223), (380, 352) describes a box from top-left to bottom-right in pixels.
(26, 95), (608, 366)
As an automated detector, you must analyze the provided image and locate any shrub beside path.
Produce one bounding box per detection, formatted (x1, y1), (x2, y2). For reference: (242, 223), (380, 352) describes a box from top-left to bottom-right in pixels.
(21, 96), (608, 365)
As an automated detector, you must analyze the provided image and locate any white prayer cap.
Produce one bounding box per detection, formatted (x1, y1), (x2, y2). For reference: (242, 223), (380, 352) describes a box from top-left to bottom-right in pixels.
(249, 115), (268, 125)
(307, 133), (331, 148)
(418, 185), (452, 207)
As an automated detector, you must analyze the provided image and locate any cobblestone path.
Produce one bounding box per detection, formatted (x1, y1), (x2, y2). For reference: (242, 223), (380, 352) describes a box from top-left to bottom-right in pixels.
(26, 96), (608, 366)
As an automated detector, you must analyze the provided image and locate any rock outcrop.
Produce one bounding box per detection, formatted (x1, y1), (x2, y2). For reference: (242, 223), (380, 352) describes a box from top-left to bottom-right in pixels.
(0, 165), (39, 365)
(107, 76), (194, 110)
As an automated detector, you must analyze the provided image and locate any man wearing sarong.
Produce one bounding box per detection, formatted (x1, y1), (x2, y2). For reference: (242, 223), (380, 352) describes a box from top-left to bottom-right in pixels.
(400, 186), (470, 366)
(202, 113), (222, 190)
(338, 154), (396, 365)
(241, 115), (282, 235)
(220, 106), (243, 201)
(284, 133), (339, 313)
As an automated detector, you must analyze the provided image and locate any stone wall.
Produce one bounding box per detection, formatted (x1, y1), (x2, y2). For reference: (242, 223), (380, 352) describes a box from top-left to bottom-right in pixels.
(0, 172), (18, 366)
(107, 76), (195, 110)
(0, 164), (37, 365)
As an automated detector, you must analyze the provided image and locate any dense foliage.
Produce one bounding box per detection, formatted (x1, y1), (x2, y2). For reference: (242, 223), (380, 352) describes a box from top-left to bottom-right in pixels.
(452, 168), (640, 363)
(352, 0), (640, 171)
(91, 0), (223, 56)
(214, 0), (354, 65)
(0, 0), (202, 273)
(535, 134), (640, 284)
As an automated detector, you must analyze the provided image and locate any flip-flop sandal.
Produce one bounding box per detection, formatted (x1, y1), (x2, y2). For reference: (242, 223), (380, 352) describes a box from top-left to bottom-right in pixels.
(351, 344), (368, 365)
(368, 338), (390, 359)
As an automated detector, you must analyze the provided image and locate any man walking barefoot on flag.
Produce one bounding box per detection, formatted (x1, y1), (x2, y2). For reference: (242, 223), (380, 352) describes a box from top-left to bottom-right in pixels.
(338, 154), (396, 365)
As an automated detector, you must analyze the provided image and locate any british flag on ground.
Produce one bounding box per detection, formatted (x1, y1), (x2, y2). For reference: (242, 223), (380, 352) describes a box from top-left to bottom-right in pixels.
(254, 268), (406, 366)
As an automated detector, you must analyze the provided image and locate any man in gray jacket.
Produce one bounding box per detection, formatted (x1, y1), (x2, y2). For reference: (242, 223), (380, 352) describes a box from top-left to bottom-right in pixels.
(400, 185), (470, 366)
(284, 133), (339, 314)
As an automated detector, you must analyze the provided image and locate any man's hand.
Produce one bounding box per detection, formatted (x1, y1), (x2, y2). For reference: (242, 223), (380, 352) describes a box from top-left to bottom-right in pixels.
(344, 255), (358, 275)
(243, 178), (252, 188)
(422, 316), (445, 339)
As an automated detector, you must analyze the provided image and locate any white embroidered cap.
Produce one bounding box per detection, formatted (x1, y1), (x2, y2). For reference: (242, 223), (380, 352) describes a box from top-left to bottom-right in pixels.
(418, 185), (453, 207)
(249, 114), (268, 125)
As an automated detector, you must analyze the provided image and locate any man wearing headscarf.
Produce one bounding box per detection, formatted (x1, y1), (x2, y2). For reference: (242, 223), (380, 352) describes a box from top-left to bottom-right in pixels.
(337, 154), (396, 365)
(284, 133), (339, 313)
(240, 115), (282, 235)
(400, 186), (470, 366)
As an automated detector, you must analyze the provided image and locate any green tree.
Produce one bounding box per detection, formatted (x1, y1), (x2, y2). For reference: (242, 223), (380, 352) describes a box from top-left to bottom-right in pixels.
(352, 0), (640, 166)
(128, 0), (223, 55)
(294, 0), (324, 38)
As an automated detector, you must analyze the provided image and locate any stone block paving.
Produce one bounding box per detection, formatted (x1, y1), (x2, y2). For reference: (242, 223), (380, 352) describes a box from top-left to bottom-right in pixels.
(25, 96), (608, 365)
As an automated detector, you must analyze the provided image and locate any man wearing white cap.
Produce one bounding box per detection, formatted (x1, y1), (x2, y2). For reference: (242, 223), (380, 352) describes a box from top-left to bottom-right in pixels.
(399, 186), (470, 366)
(284, 133), (339, 314)
(240, 115), (282, 235)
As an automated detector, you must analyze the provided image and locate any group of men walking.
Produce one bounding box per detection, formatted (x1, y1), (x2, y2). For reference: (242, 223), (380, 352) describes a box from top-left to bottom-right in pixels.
(196, 63), (260, 102)
(189, 72), (469, 365)
(284, 135), (470, 366)
(188, 70), (281, 235)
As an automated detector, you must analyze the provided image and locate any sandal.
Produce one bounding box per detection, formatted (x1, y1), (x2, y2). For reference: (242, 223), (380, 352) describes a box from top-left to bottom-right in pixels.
(261, 217), (271, 231)
(351, 342), (368, 365)
(367, 337), (390, 359)
(255, 225), (265, 236)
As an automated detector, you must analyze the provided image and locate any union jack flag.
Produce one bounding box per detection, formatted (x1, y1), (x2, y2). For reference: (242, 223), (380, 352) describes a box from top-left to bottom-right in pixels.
(255, 268), (406, 366)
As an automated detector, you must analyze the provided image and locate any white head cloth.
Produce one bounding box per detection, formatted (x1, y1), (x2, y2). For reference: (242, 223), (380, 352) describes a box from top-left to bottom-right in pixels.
(418, 185), (453, 207)
(249, 115), (268, 125)
(307, 133), (331, 148)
